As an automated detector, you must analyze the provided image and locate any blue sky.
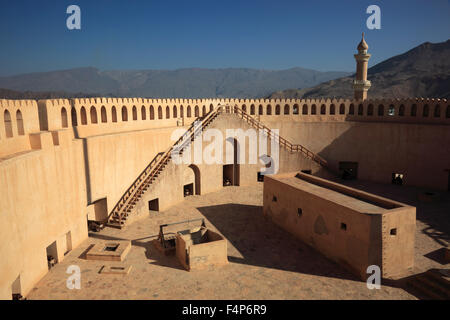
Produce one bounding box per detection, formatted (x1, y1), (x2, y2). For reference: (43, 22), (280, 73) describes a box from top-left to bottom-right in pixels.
(0, 0), (449, 76)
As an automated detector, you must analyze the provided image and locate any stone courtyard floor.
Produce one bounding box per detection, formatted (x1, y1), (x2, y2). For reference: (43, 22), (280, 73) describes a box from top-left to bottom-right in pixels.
(27, 182), (449, 300)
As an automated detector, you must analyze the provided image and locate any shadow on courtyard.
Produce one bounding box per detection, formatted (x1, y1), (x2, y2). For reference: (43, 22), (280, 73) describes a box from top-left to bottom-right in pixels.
(85, 205), (441, 298)
(88, 208), (362, 282)
(197, 203), (450, 298)
(197, 203), (362, 282)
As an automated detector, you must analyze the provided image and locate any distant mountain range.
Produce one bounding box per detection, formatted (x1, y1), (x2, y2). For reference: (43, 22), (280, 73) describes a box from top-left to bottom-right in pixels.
(269, 39), (450, 99)
(0, 67), (349, 99)
(1, 39), (448, 100)
(0, 88), (100, 100)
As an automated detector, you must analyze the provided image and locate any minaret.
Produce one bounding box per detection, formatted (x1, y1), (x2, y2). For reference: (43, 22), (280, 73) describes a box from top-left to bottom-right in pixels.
(353, 32), (371, 101)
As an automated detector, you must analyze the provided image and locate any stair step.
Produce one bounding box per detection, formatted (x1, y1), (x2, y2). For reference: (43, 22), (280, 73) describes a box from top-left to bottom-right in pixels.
(106, 223), (123, 229)
(406, 273), (449, 300)
(425, 270), (450, 290)
(416, 273), (450, 298)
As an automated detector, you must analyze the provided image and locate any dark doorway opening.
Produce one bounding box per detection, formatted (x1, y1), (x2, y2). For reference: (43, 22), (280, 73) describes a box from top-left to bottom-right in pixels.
(339, 162), (358, 180)
(392, 173), (404, 185)
(149, 198), (159, 212)
(188, 164), (201, 195)
(224, 138), (240, 186)
(184, 183), (194, 197)
(257, 172), (264, 182)
(223, 165), (233, 186)
(46, 241), (58, 270)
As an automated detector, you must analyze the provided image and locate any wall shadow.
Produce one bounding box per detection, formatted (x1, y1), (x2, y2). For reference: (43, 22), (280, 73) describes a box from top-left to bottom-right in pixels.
(73, 126), (92, 205)
(315, 122), (450, 247)
(329, 179), (450, 248)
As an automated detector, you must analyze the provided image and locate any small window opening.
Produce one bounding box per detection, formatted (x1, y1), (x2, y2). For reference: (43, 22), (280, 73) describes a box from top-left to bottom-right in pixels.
(392, 173), (404, 185)
(184, 183), (194, 197)
(148, 198), (159, 211)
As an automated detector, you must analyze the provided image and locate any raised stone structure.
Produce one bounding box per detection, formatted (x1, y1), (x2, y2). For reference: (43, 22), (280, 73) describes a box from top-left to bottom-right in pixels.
(263, 172), (416, 280)
(176, 227), (228, 271)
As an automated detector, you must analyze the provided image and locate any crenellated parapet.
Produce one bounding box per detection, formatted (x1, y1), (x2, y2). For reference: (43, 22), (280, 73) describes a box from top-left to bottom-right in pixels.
(1, 97), (448, 148)
(0, 99), (41, 158)
(0, 99), (40, 142)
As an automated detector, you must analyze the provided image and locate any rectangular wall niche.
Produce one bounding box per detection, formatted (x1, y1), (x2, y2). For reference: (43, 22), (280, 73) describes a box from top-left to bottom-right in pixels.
(184, 183), (194, 197)
(149, 198), (159, 212)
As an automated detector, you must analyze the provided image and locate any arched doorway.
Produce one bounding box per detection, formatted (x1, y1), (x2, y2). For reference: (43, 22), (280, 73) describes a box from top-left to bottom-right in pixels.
(184, 164), (201, 196)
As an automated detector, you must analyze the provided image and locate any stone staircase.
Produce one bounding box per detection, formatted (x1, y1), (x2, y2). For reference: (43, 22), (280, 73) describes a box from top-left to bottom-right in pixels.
(405, 269), (450, 300)
(106, 104), (329, 229)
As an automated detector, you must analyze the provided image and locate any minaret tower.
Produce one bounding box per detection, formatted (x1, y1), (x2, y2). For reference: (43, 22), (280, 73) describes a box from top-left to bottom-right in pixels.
(353, 32), (371, 100)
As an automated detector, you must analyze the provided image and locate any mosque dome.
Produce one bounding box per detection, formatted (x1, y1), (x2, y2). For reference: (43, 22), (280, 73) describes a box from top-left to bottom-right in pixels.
(357, 32), (369, 51)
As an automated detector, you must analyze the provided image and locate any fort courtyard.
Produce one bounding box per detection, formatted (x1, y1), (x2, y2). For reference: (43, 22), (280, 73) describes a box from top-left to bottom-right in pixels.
(26, 182), (448, 300)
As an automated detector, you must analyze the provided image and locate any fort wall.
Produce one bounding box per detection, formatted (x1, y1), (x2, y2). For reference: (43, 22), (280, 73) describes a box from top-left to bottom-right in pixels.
(263, 120), (450, 190)
(0, 132), (87, 299)
(0, 96), (448, 299)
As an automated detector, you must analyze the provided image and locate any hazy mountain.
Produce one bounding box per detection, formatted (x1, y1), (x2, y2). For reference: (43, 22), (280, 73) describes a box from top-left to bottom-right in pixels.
(0, 67), (349, 99)
(0, 88), (102, 100)
(269, 39), (450, 99)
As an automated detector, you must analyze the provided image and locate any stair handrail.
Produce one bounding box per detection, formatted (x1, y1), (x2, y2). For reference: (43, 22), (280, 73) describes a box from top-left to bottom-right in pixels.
(108, 104), (328, 226)
(106, 150), (166, 223)
(231, 105), (328, 167)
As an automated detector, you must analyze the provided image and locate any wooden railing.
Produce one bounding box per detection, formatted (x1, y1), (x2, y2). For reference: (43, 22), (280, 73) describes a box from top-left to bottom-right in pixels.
(229, 105), (328, 167)
(107, 107), (222, 227)
(107, 103), (329, 227)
